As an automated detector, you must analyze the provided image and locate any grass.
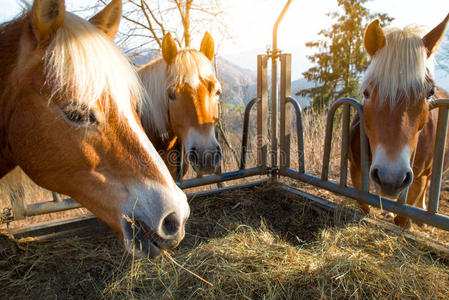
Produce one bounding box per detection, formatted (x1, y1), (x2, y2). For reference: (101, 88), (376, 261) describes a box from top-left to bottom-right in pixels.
(1, 185), (448, 299)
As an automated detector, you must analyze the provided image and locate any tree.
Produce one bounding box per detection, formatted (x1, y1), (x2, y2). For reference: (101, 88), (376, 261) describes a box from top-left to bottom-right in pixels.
(297, 0), (393, 111)
(116, 0), (228, 51)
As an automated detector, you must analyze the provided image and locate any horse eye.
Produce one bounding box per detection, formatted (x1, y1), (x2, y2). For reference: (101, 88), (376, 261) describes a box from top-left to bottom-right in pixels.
(363, 89), (370, 99)
(427, 86), (435, 99)
(63, 104), (97, 125)
(167, 87), (176, 101)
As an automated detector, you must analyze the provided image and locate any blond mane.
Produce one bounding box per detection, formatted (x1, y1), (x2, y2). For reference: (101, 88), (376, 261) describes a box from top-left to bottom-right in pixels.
(44, 12), (143, 114)
(138, 49), (215, 137)
(361, 25), (434, 106)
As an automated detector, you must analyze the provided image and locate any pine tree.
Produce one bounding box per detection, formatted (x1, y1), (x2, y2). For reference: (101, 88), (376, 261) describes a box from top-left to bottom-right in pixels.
(297, 0), (393, 111)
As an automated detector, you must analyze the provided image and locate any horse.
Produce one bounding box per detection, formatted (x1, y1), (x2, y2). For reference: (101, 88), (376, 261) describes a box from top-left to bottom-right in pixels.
(0, 0), (190, 258)
(349, 14), (449, 228)
(137, 32), (222, 179)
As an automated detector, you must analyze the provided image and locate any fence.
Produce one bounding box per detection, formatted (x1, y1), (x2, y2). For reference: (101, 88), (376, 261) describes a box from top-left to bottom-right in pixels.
(2, 0), (449, 233)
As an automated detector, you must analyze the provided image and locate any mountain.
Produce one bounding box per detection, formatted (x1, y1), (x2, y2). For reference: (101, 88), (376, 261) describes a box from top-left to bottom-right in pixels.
(129, 49), (312, 107)
(216, 57), (256, 105)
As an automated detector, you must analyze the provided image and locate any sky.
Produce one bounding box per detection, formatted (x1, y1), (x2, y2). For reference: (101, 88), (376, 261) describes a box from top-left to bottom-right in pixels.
(1, 0), (448, 80)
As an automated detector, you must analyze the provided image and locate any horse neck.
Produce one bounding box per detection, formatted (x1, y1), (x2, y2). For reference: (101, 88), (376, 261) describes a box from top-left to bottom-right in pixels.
(139, 59), (175, 152)
(0, 17), (25, 177)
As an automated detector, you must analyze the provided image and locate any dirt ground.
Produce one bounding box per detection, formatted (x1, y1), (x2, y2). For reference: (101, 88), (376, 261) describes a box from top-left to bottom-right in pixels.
(0, 186), (337, 298)
(1, 185), (448, 299)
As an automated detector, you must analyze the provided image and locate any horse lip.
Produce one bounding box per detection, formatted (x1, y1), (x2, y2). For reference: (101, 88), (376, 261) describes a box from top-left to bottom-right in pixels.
(123, 218), (162, 258)
(189, 160), (219, 176)
(374, 183), (403, 199)
(136, 219), (180, 249)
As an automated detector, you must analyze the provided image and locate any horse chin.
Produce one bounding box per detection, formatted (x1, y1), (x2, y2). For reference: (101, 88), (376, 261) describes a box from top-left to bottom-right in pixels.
(375, 184), (403, 200)
(190, 164), (218, 177)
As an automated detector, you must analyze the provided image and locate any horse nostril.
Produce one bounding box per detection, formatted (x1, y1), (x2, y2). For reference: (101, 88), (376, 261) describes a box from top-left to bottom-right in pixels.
(188, 148), (199, 165)
(400, 170), (413, 189)
(371, 167), (381, 185)
(162, 212), (180, 236)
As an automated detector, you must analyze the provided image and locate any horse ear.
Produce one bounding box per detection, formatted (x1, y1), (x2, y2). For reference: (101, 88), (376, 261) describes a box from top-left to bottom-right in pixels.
(364, 20), (386, 57)
(31, 0), (65, 45)
(162, 33), (178, 65)
(422, 13), (449, 57)
(200, 32), (215, 61)
(89, 0), (122, 39)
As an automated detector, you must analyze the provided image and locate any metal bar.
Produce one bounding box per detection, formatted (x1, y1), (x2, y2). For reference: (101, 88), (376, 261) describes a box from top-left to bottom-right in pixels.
(321, 98), (365, 182)
(25, 198), (81, 217)
(240, 97), (261, 170)
(280, 168), (449, 231)
(8, 186), (26, 220)
(321, 102), (335, 181)
(286, 97), (305, 173)
(178, 167), (265, 189)
(52, 192), (62, 203)
(270, 0), (292, 172)
(340, 104), (350, 186)
(428, 103), (449, 213)
(359, 111), (370, 193)
(257, 55), (268, 168)
(186, 179), (269, 199)
(270, 57), (278, 171)
(279, 53), (292, 170)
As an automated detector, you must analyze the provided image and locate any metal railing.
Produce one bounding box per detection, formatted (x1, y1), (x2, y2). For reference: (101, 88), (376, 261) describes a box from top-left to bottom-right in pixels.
(3, 0), (449, 234)
(279, 96), (449, 231)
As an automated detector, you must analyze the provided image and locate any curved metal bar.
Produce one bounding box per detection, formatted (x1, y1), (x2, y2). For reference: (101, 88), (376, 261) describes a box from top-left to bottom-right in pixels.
(272, 0), (293, 55)
(428, 98), (449, 213)
(240, 97), (261, 170)
(429, 98), (449, 109)
(321, 98), (369, 192)
(339, 104), (350, 186)
(285, 96), (305, 173)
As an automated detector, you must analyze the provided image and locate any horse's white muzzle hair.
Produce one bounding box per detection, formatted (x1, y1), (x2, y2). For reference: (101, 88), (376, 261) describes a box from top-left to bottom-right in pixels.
(370, 145), (413, 198)
(122, 182), (190, 258)
(184, 127), (222, 175)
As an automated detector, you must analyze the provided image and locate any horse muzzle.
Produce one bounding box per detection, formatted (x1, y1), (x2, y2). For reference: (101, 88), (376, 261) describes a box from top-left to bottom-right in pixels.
(187, 144), (222, 175)
(370, 165), (413, 198)
(121, 183), (190, 258)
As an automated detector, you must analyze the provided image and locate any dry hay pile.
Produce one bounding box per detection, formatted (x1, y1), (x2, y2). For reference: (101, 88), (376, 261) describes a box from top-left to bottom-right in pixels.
(1, 185), (448, 299)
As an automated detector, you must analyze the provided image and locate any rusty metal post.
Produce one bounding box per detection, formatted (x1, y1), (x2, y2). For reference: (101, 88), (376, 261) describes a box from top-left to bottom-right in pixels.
(270, 0), (293, 174)
(286, 97), (305, 173)
(428, 101), (449, 213)
(241, 97), (261, 170)
(257, 55), (268, 168)
(8, 186), (26, 220)
(279, 54), (292, 170)
(339, 104), (350, 186)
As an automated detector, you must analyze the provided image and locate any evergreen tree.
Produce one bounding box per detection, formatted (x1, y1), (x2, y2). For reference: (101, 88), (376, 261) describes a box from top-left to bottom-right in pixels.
(297, 0), (393, 111)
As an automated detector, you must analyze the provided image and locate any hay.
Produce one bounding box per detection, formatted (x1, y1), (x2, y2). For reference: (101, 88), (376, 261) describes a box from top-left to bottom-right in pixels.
(1, 186), (448, 299)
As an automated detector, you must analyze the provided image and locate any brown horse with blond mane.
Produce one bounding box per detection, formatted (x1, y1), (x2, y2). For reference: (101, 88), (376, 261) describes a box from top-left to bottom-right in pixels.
(349, 14), (449, 228)
(0, 0), (190, 257)
(138, 32), (222, 179)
